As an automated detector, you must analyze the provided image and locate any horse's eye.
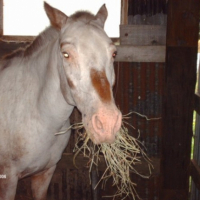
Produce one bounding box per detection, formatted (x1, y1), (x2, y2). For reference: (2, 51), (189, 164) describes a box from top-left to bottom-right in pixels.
(112, 51), (117, 58)
(62, 52), (69, 58)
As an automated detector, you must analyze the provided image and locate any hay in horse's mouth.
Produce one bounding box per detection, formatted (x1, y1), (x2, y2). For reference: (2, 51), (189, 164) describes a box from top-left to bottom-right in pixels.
(71, 113), (158, 200)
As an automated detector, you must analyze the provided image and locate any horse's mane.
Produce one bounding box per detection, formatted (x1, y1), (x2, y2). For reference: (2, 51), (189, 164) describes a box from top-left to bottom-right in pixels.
(2, 48), (25, 60)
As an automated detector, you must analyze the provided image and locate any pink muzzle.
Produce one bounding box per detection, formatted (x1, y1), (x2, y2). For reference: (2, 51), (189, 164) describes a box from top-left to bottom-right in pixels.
(91, 107), (122, 144)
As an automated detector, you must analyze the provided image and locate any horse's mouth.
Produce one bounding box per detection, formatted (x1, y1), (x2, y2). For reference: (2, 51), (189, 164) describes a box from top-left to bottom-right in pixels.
(88, 131), (116, 145)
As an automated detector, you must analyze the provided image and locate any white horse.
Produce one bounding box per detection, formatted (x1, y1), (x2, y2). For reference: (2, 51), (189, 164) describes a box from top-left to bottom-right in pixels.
(0, 2), (122, 200)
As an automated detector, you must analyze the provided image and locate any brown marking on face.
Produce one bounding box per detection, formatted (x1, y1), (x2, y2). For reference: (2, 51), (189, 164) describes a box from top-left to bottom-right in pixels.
(67, 77), (75, 89)
(90, 68), (111, 103)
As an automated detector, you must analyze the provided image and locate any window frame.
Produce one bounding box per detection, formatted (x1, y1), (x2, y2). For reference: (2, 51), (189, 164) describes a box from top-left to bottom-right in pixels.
(0, 0), (127, 43)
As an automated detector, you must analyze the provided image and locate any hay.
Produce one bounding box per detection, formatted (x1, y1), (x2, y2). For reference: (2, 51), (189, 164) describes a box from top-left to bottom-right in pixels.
(71, 112), (157, 200)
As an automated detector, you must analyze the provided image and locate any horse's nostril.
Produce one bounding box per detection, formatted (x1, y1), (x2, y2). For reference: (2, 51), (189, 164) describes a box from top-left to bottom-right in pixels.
(94, 115), (103, 130)
(91, 111), (122, 144)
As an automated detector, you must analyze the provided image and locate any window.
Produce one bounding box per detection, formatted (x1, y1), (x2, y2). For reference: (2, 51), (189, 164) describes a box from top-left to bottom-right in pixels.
(3, 0), (121, 37)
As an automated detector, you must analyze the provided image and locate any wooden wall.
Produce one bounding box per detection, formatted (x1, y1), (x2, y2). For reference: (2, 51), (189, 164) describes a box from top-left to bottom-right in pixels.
(128, 0), (167, 16)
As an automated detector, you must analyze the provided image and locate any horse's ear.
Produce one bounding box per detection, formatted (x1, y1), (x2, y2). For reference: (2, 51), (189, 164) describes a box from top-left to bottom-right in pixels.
(95, 4), (108, 28)
(44, 2), (68, 30)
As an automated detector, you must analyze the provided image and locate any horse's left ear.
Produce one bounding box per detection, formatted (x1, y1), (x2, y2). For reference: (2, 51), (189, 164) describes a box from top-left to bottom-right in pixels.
(44, 2), (68, 30)
(95, 4), (108, 28)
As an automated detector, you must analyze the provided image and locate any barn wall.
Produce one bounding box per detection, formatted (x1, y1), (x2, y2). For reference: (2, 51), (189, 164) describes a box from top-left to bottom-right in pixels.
(114, 1), (166, 197)
(113, 62), (163, 199)
(114, 62), (163, 157)
(127, 0), (167, 25)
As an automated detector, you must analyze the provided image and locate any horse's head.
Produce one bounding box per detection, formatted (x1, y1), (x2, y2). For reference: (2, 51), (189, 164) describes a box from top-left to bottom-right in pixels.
(44, 2), (122, 144)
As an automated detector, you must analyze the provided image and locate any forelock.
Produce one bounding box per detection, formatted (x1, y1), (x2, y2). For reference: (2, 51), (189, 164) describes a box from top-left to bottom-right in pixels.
(70, 11), (96, 23)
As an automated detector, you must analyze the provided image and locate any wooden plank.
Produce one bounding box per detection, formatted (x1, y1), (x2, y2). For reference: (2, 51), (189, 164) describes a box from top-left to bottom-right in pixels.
(57, 153), (160, 176)
(121, 0), (128, 25)
(0, 0), (3, 35)
(120, 25), (166, 46)
(116, 45), (165, 62)
(194, 93), (200, 115)
(161, 0), (199, 199)
(166, 0), (200, 47)
(190, 159), (200, 191)
(0, 41), (30, 58)
(0, 35), (35, 42)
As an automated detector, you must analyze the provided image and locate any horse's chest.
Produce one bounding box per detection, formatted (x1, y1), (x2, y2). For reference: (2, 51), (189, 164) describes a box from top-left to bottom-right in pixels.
(17, 129), (71, 178)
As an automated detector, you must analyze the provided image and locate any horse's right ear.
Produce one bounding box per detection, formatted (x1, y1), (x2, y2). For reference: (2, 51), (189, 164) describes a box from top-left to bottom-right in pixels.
(95, 4), (108, 28)
(44, 2), (68, 30)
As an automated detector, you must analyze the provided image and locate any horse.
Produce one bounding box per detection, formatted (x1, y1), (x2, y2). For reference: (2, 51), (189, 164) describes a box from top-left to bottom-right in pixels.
(0, 2), (122, 200)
